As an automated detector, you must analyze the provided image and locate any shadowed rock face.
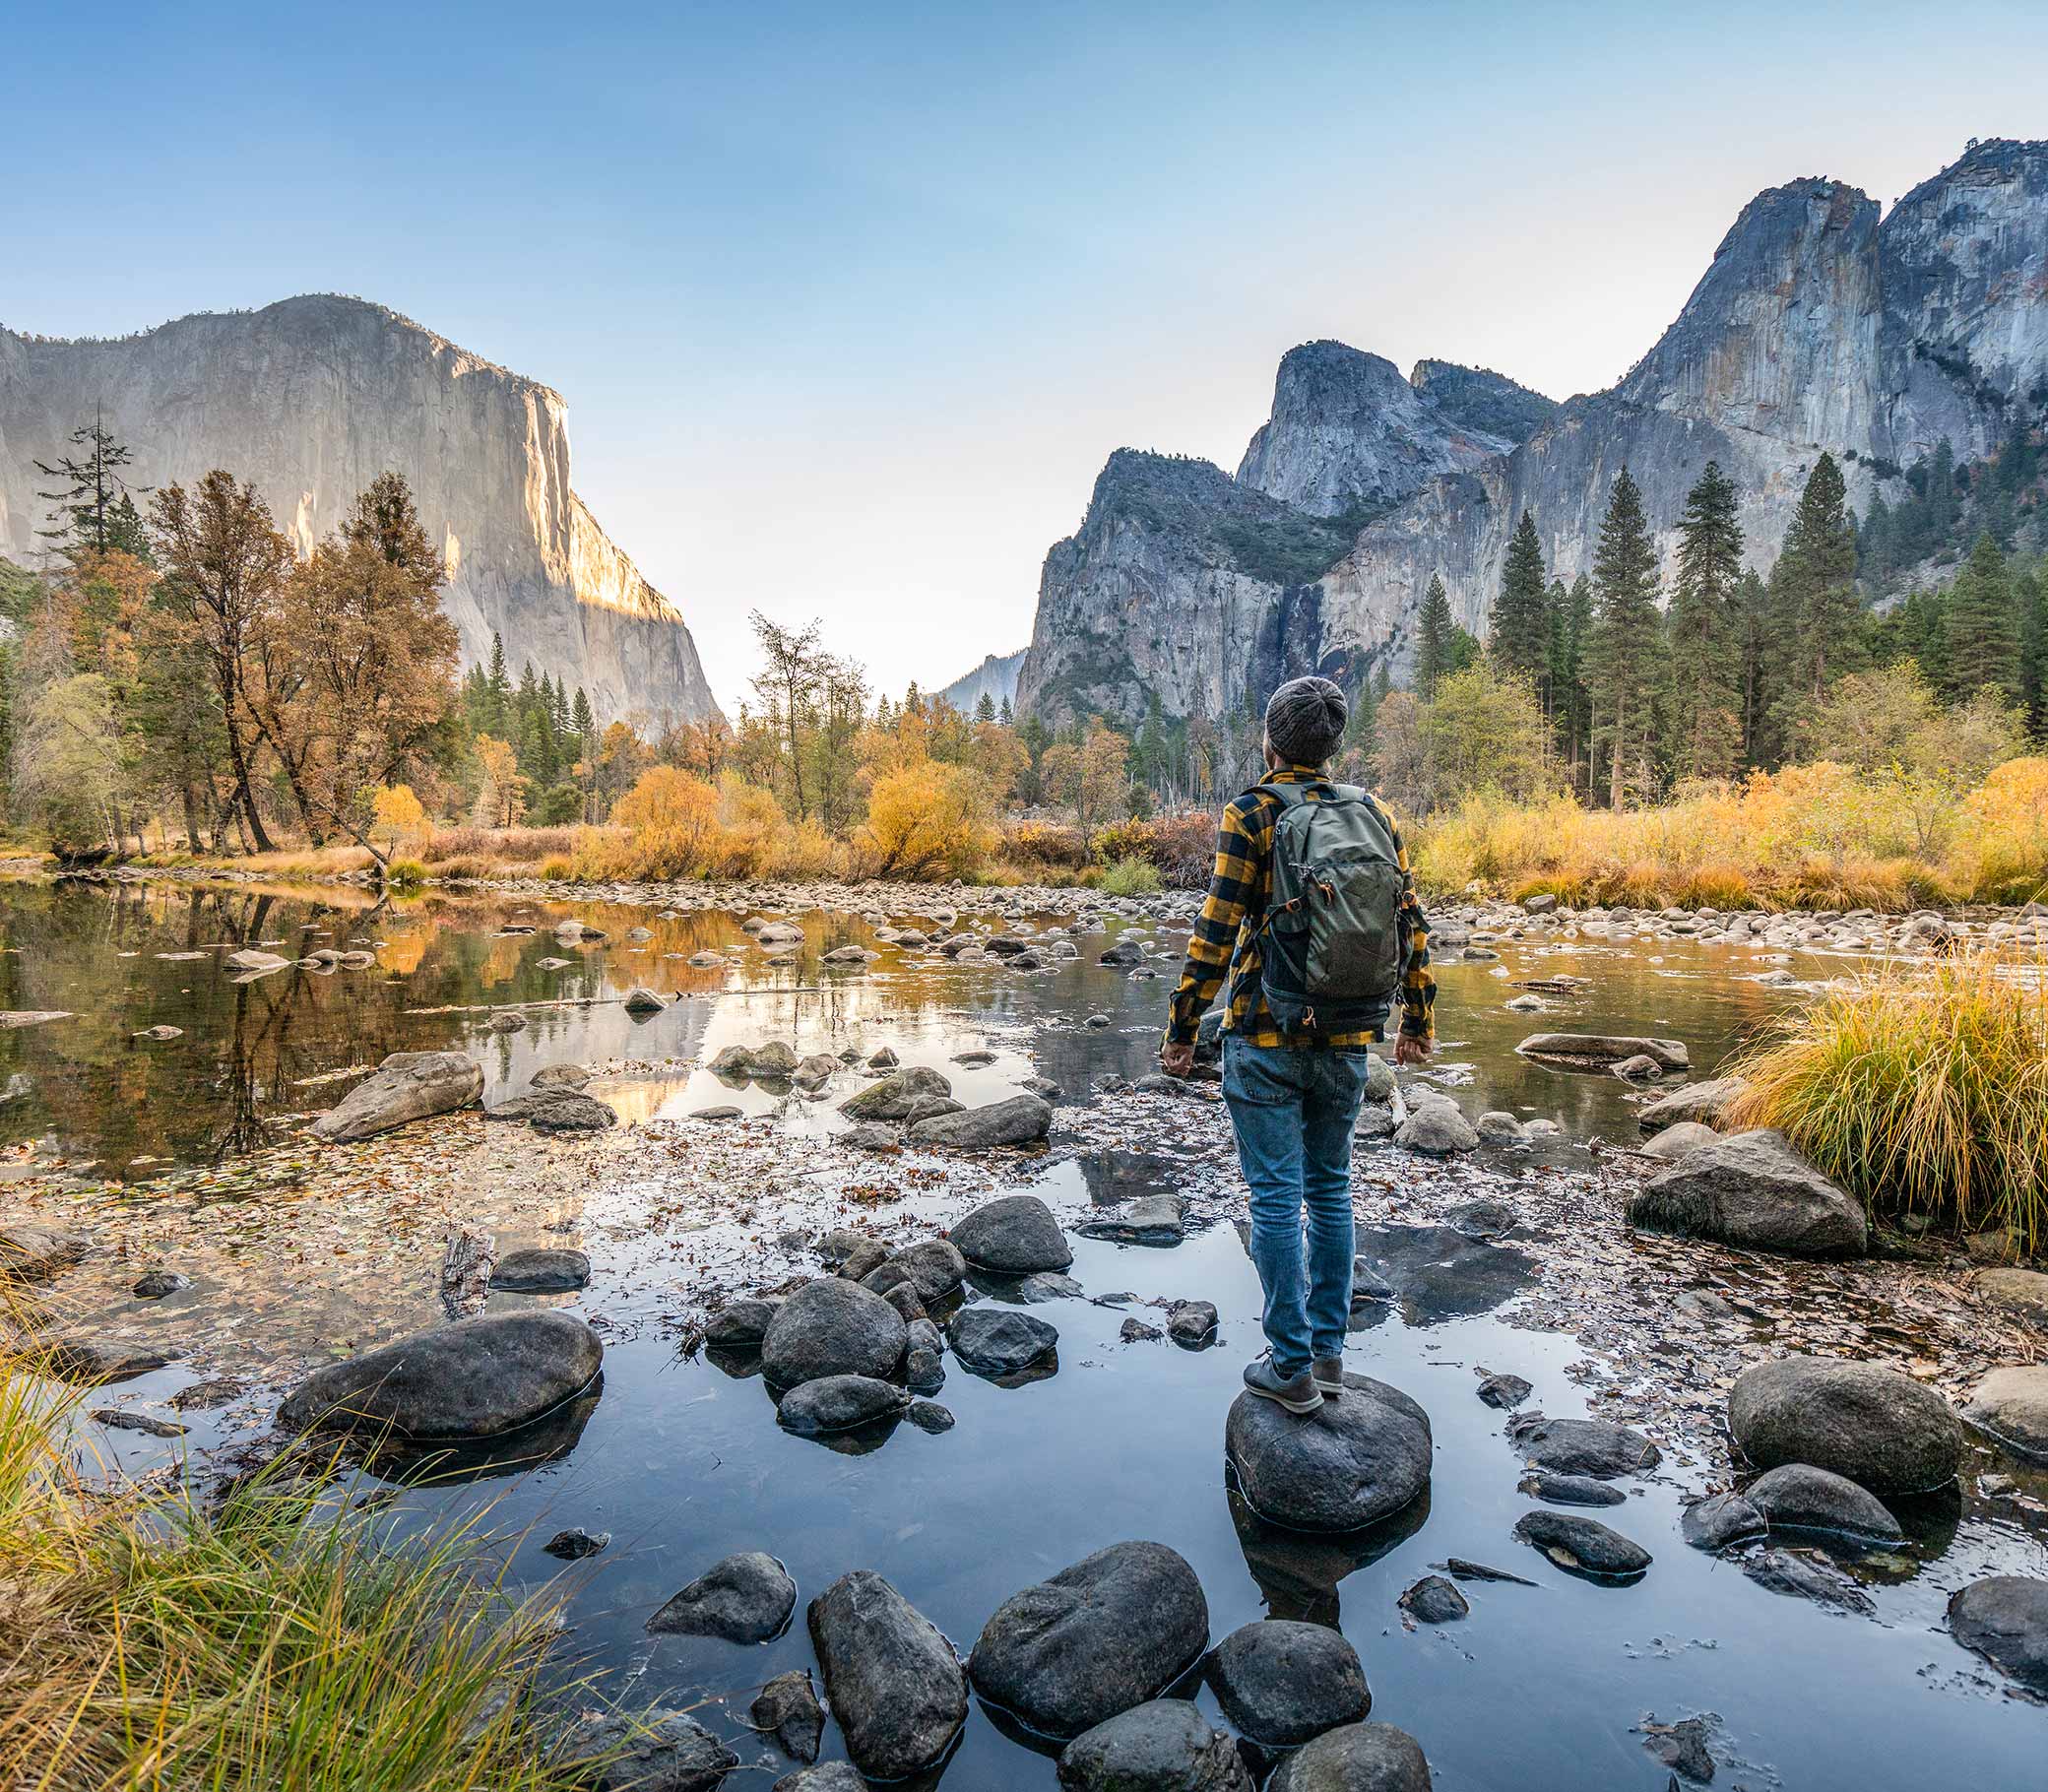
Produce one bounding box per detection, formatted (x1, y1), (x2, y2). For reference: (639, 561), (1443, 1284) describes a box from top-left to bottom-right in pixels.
(0, 295), (719, 729)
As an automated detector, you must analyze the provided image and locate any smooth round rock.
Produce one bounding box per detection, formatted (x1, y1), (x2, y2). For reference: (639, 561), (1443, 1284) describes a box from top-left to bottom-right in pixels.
(1394, 1105), (1478, 1155)
(1226, 1375), (1432, 1533)
(1056, 1699), (1251, 1792)
(703, 1298), (780, 1347)
(969, 1540), (1209, 1740)
(1519, 1472), (1626, 1507)
(949, 1307), (1058, 1376)
(777, 1374), (911, 1437)
(1206, 1619), (1370, 1746)
(1397, 1575), (1468, 1624)
(1746, 1462), (1904, 1540)
(759, 1277), (907, 1388)
(751, 1669), (824, 1764)
(1728, 1355), (1962, 1494)
(1948, 1575), (2048, 1695)
(1269, 1721), (1433, 1792)
(490, 1248), (591, 1292)
(1682, 1492), (1766, 1552)
(277, 1309), (600, 1440)
(1640, 1120), (1718, 1162)
(646, 1550), (797, 1641)
(890, 1238), (969, 1303)
(1975, 1268), (2048, 1328)
(949, 1193), (1074, 1272)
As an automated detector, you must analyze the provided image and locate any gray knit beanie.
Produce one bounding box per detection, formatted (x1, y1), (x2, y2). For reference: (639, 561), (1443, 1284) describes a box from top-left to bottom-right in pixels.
(1264, 675), (1348, 766)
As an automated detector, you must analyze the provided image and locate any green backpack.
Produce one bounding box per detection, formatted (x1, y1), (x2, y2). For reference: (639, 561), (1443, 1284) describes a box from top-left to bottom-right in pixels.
(1253, 780), (1409, 1036)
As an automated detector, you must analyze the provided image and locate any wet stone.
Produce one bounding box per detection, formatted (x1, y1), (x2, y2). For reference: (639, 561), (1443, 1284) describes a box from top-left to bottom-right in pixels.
(950, 1193), (1073, 1273)
(949, 1307), (1058, 1376)
(1056, 1699), (1251, 1792)
(1682, 1492), (1766, 1552)
(130, 1268), (190, 1298)
(1746, 1462), (1904, 1541)
(566, 1710), (737, 1792)
(703, 1298), (780, 1348)
(1519, 1472), (1627, 1507)
(807, 1571), (968, 1781)
(1226, 1374), (1433, 1533)
(1267, 1721), (1433, 1792)
(752, 1669), (825, 1764)
(1077, 1194), (1189, 1246)
(907, 1400), (955, 1433)
(1167, 1300), (1219, 1347)
(91, 1408), (186, 1437)
(490, 1248), (591, 1292)
(759, 1278), (907, 1388)
(1398, 1574), (1469, 1623)
(1630, 1129), (1867, 1258)
(1508, 1413), (1661, 1479)
(1121, 1317), (1164, 1342)
(1642, 1715), (1715, 1785)
(969, 1540), (1210, 1740)
(1205, 1618), (1371, 1747)
(1947, 1575), (2048, 1695)
(647, 1550), (798, 1641)
(544, 1527), (610, 1560)
(1727, 1355), (1961, 1495)
(1512, 1509), (1651, 1580)
(778, 1374), (911, 1437)
(1477, 1373), (1533, 1409)
(1739, 1547), (1877, 1615)
(1014, 1272), (1085, 1303)
(1962, 1365), (2048, 1461)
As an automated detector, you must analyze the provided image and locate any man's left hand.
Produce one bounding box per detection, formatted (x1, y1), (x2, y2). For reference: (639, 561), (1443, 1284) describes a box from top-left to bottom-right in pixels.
(1394, 1034), (1433, 1065)
(1160, 1042), (1195, 1077)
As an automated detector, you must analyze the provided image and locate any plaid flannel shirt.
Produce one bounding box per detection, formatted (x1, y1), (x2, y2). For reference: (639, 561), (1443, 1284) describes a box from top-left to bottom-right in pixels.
(1166, 765), (1434, 1050)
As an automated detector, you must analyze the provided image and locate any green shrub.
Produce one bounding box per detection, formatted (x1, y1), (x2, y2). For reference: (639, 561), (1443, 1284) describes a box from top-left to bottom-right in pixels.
(384, 858), (427, 887)
(1099, 855), (1162, 896)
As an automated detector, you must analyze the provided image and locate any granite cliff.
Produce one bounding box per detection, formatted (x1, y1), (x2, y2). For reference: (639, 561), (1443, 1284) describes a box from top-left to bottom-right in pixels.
(935, 648), (1026, 713)
(0, 295), (720, 728)
(1018, 139), (2048, 722)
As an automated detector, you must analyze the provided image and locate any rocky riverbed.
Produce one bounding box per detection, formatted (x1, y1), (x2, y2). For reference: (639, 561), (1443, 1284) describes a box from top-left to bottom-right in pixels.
(3, 875), (2046, 1790)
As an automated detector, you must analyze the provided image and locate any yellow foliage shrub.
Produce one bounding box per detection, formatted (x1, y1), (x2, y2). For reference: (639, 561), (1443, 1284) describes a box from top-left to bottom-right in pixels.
(861, 763), (997, 878)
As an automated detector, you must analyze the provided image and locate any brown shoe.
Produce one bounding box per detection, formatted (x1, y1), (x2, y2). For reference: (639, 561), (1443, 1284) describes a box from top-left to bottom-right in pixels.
(1312, 1359), (1346, 1398)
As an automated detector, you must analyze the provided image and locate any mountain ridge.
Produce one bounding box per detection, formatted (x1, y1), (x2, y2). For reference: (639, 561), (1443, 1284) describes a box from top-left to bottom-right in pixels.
(0, 294), (721, 728)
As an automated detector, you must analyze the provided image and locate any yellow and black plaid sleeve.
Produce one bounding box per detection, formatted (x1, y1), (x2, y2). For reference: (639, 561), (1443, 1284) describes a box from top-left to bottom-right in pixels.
(1165, 793), (1269, 1047)
(1383, 806), (1436, 1041)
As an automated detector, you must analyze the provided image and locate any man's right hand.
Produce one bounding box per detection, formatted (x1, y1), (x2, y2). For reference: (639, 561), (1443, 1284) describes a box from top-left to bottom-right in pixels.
(1160, 1042), (1195, 1077)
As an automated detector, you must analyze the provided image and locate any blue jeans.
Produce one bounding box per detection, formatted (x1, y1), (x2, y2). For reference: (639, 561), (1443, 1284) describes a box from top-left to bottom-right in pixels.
(1222, 1036), (1373, 1378)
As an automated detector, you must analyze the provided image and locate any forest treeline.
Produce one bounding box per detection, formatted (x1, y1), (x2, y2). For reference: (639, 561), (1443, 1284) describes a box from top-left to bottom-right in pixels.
(2, 419), (2044, 899)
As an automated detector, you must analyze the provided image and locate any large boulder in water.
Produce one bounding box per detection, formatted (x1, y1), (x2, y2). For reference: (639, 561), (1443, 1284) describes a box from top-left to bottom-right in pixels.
(1628, 1129), (1867, 1257)
(1205, 1619), (1371, 1746)
(1056, 1700), (1251, 1792)
(760, 1278), (906, 1387)
(807, 1570), (968, 1779)
(839, 1066), (951, 1120)
(1636, 1075), (1748, 1132)
(777, 1374), (912, 1437)
(1728, 1354), (1962, 1494)
(0, 1223), (88, 1283)
(1226, 1374), (1432, 1532)
(1516, 1033), (1689, 1071)
(1745, 1462), (1903, 1541)
(278, 1310), (601, 1439)
(969, 1540), (1209, 1739)
(949, 1193), (1073, 1273)
(1948, 1575), (2048, 1695)
(1268, 1722), (1433, 1792)
(309, 1051), (482, 1141)
(907, 1093), (1054, 1149)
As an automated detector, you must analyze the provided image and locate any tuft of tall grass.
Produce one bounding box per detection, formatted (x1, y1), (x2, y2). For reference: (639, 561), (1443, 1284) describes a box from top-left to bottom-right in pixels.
(0, 1365), (620, 1790)
(1725, 947), (2048, 1247)
(1097, 856), (1163, 896)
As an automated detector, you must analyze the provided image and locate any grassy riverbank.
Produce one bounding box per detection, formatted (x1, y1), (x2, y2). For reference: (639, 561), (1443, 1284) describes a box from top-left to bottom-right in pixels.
(0, 1366), (606, 1790)
(1412, 759), (2048, 911)
(1728, 947), (2048, 1249)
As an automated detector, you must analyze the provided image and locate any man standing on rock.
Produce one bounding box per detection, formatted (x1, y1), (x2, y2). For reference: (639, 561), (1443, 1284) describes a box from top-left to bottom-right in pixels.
(1161, 675), (1434, 1414)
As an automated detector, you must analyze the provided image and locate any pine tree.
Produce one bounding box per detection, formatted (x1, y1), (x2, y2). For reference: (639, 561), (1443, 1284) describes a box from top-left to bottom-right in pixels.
(1942, 534), (2023, 702)
(1734, 568), (1771, 765)
(975, 691), (997, 724)
(1491, 511), (1552, 700)
(1777, 453), (1862, 707)
(34, 414), (150, 557)
(482, 633), (510, 737)
(998, 694), (1014, 726)
(1668, 461), (1746, 779)
(1586, 467), (1660, 808)
(1415, 574), (1454, 698)
(572, 685), (595, 739)
(2019, 565), (2047, 736)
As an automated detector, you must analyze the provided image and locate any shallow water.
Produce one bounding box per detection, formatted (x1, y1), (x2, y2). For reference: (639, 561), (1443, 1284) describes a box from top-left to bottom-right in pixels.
(9, 878), (2048, 1790)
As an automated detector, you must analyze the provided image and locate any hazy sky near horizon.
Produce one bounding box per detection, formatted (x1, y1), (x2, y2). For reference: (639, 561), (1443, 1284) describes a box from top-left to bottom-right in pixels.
(8, 1), (2047, 712)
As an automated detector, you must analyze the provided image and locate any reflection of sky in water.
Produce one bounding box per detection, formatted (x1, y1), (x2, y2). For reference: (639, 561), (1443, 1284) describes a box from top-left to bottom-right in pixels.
(18, 882), (2048, 1790)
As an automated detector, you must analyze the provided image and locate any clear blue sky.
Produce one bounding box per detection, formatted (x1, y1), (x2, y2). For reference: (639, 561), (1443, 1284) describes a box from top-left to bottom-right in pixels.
(8, 1), (2046, 710)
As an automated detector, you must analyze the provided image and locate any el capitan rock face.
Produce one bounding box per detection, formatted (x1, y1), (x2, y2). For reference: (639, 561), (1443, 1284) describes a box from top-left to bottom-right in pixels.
(0, 295), (720, 730)
(1017, 140), (2048, 723)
